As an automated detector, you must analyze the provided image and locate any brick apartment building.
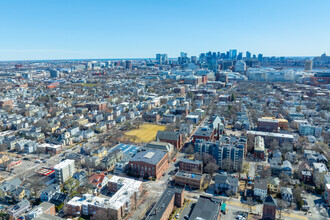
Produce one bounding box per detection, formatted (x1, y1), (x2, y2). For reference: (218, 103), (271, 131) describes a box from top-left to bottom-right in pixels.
(257, 117), (288, 132)
(143, 112), (160, 122)
(67, 176), (142, 220)
(129, 150), (169, 179)
(174, 171), (205, 189)
(179, 158), (203, 174)
(173, 87), (185, 96)
(146, 187), (184, 220)
(156, 131), (182, 149)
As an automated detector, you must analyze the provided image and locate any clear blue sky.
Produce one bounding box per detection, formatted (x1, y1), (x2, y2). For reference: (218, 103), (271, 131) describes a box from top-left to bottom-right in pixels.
(0, 0), (329, 60)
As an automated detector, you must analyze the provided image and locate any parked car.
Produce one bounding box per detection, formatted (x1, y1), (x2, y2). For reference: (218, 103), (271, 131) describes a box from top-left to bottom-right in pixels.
(302, 205), (310, 211)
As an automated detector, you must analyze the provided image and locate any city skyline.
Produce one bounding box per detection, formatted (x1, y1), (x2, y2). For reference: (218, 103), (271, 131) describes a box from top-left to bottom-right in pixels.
(0, 0), (330, 60)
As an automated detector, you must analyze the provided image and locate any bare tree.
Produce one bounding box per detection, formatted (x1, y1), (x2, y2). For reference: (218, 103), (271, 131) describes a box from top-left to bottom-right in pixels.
(293, 186), (303, 210)
(279, 173), (290, 185)
(277, 199), (289, 220)
(269, 139), (279, 151)
(204, 163), (219, 176)
(27, 176), (44, 198)
(184, 143), (194, 155)
(246, 197), (254, 213)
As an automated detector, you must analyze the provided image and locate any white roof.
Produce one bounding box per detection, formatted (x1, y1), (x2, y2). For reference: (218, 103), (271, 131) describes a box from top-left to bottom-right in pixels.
(67, 176), (142, 210)
(54, 159), (74, 170)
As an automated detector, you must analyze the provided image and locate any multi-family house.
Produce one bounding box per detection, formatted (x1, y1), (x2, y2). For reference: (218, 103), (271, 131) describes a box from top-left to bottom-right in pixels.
(92, 146), (107, 158)
(281, 187), (293, 203)
(282, 160), (292, 176)
(215, 172), (239, 195)
(254, 179), (268, 200)
(73, 171), (87, 186)
(0, 178), (23, 202)
(40, 184), (61, 202)
(313, 163), (328, 186)
(7, 199), (30, 219)
(267, 177), (280, 194)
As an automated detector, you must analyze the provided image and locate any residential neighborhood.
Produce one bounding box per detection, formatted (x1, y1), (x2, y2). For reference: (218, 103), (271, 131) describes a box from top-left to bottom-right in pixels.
(0, 51), (329, 220)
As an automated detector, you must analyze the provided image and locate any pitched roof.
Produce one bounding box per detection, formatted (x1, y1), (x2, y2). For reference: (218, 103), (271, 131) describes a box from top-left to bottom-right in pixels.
(263, 195), (277, 207)
(156, 131), (180, 141)
(189, 196), (221, 220)
(254, 179), (268, 190)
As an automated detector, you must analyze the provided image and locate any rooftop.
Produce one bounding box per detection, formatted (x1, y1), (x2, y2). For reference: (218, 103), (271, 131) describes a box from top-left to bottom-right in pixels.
(175, 170), (203, 180)
(68, 176), (142, 210)
(146, 187), (184, 220)
(247, 130), (293, 139)
(189, 196), (221, 220)
(130, 149), (167, 165)
(53, 159), (74, 170)
(180, 158), (203, 165)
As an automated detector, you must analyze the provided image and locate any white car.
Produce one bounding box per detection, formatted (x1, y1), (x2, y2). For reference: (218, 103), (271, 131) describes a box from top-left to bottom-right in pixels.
(176, 213), (180, 218)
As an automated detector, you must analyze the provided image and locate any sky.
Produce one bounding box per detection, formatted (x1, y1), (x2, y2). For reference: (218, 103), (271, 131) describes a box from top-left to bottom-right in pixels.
(0, 0), (329, 61)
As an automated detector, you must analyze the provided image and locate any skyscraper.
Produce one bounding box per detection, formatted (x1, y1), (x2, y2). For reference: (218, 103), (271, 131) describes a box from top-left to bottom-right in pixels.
(191, 56), (197, 64)
(246, 51), (251, 59)
(178, 52), (189, 64)
(258, 54), (263, 62)
(237, 52), (243, 60)
(156, 54), (168, 64)
(229, 49), (237, 59)
(125, 60), (132, 70)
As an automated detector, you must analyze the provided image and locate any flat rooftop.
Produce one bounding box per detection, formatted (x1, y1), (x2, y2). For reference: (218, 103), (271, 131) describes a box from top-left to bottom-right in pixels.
(67, 176), (142, 210)
(247, 130), (293, 139)
(130, 149), (166, 165)
(180, 158), (202, 165)
(175, 171), (203, 180)
(53, 159), (74, 170)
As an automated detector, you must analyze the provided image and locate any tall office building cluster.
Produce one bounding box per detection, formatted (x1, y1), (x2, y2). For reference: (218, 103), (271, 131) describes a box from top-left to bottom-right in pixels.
(156, 54), (168, 64)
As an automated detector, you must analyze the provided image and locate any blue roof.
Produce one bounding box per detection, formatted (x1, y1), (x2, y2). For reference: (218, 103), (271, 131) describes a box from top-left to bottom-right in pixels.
(110, 143), (141, 156)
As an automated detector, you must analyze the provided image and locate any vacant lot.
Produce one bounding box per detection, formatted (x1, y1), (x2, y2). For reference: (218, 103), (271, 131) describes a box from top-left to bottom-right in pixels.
(124, 124), (166, 143)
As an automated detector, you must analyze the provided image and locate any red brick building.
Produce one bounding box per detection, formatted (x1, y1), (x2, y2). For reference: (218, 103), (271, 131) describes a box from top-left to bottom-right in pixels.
(86, 102), (107, 111)
(129, 150), (169, 179)
(192, 126), (216, 142)
(179, 158), (203, 174)
(262, 195), (277, 220)
(156, 131), (182, 149)
(301, 170), (312, 183)
(173, 87), (185, 96)
(0, 99), (13, 109)
(146, 187), (184, 220)
(143, 112), (160, 122)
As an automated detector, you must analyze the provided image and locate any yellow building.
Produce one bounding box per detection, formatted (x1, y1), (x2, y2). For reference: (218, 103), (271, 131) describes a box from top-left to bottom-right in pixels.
(74, 118), (89, 127)
(268, 177), (280, 194)
(92, 146), (108, 158)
